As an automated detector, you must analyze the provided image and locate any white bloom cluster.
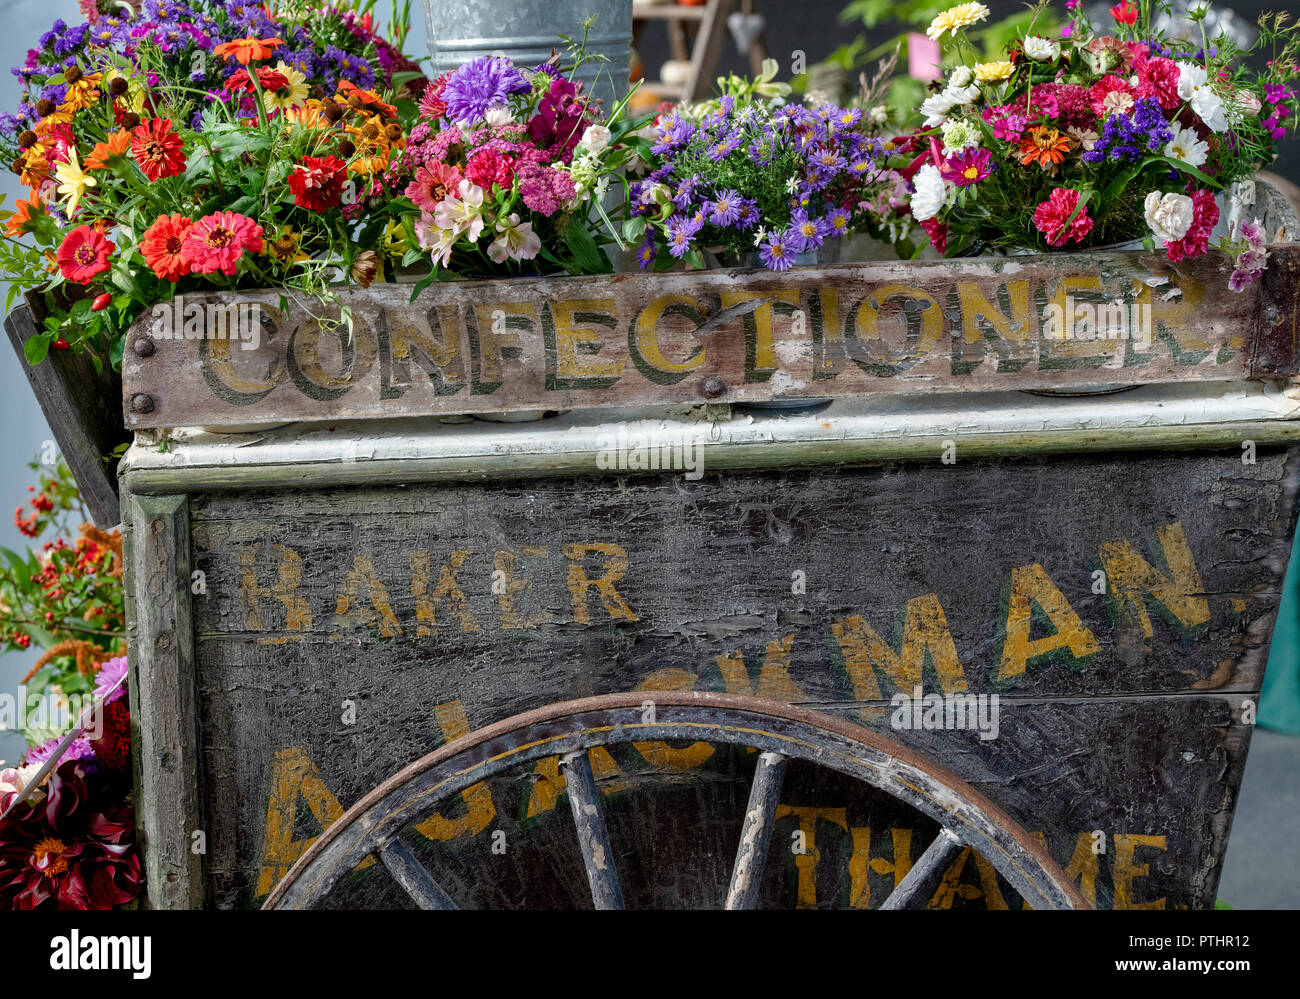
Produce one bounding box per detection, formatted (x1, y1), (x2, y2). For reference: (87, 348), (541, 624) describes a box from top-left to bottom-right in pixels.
(920, 65), (981, 127)
(1176, 62), (1228, 133)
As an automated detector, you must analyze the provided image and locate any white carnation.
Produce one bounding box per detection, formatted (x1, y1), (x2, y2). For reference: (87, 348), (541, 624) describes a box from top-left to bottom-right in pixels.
(910, 163), (948, 222)
(580, 124), (612, 154)
(920, 92), (958, 127)
(1144, 191), (1195, 244)
(1023, 36), (1060, 61)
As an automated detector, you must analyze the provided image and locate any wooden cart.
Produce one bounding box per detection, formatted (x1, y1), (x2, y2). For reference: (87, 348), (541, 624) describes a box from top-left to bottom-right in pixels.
(116, 182), (1300, 909)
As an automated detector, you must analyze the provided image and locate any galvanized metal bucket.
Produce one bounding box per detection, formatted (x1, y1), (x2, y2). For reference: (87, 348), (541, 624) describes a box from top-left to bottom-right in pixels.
(422, 0), (632, 112)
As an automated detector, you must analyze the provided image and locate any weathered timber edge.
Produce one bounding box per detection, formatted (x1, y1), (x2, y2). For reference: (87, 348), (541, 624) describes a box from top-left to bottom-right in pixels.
(124, 490), (205, 909)
(4, 304), (124, 527)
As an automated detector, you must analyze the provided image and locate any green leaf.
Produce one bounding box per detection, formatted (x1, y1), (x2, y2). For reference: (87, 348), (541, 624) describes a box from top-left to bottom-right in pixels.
(24, 332), (51, 365)
(563, 222), (610, 275)
(409, 269), (440, 303)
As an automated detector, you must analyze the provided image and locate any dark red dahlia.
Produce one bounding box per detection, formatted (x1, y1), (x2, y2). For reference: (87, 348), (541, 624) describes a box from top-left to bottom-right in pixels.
(0, 761), (142, 910)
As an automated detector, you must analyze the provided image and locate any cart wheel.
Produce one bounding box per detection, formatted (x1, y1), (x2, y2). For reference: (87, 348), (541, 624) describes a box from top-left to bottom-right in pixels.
(264, 691), (1089, 910)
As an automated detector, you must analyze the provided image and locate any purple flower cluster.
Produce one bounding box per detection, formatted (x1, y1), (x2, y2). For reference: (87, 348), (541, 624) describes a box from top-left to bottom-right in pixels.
(637, 98), (885, 270)
(1082, 97), (1173, 163)
(1264, 83), (1294, 141)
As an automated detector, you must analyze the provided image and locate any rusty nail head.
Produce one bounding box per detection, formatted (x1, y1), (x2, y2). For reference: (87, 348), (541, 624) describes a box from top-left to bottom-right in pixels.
(702, 376), (726, 399)
(133, 336), (156, 357)
(130, 393), (154, 414)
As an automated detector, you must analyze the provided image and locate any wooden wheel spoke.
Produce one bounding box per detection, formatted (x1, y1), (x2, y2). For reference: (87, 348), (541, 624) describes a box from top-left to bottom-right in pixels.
(379, 836), (458, 910)
(560, 750), (626, 910)
(724, 751), (788, 910)
(879, 827), (964, 910)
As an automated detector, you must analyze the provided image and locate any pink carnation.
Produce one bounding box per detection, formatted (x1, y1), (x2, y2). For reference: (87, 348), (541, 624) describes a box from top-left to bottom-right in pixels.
(465, 148), (517, 190)
(1164, 189), (1219, 261)
(1033, 187), (1095, 247)
(1089, 75), (1135, 117)
(1134, 56), (1181, 111)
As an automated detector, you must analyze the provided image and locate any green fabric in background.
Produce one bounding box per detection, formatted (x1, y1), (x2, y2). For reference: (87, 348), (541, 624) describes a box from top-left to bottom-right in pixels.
(1261, 528), (1300, 734)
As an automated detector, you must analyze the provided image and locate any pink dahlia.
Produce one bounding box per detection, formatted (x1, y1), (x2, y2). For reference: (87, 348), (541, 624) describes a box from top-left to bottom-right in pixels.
(1033, 187), (1095, 247)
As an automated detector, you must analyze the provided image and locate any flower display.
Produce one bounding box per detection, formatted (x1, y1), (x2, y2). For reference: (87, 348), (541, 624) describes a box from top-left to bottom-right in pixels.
(634, 72), (887, 270)
(0, 2), (419, 364)
(396, 37), (647, 282)
(868, 0), (1298, 285)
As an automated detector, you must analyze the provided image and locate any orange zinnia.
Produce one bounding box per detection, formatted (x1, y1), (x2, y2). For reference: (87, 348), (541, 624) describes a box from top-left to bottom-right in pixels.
(1019, 126), (1071, 168)
(84, 130), (131, 171)
(5, 197), (41, 238)
(214, 36), (283, 65)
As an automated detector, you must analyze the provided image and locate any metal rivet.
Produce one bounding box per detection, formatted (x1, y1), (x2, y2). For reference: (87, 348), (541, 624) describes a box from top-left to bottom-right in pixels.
(130, 393), (155, 414)
(702, 376), (726, 399)
(133, 336), (156, 357)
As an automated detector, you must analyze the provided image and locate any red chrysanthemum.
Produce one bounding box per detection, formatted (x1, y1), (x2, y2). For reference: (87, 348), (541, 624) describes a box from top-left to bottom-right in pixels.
(0, 761), (142, 910)
(89, 699), (131, 772)
(181, 211), (264, 276)
(466, 148), (516, 190)
(56, 225), (114, 284)
(130, 118), (186, 181)
(140, 213), (194, 282)
(1165, 189), (1219, 261)
(1134, 55), (1182, 111)
(287, 155), (348, 211)
(1033, 187), (1095, 247)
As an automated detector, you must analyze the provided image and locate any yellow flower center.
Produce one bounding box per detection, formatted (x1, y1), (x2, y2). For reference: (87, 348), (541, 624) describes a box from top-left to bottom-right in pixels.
(33, 836), (69, 877)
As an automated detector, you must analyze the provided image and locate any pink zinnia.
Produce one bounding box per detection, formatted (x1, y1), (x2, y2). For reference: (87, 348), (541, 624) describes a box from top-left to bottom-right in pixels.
(1164, 189), (1219, 262)
(940, 148), (993, 186)
(405, 161), (463, 212)
(181, 211), (264, 276)
(1033, 187), (1094, 247)
(1134, 56), (1181, 111)
(1090, 75), (1135, 118)
(920, 217), (947, 254)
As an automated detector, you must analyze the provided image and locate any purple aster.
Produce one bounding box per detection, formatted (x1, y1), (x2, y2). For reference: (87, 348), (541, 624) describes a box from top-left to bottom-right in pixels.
(652, 117), (694, 155)
(825, 207), (851, 238)
(637, 234), (657, 270)
(707, 189), (744, 227)
(666, 213), (704, 259)
(673, 173), (701, 209)
(787, 210), (827, 252)
(441, 55), (529, 124)
(706, 131), (741, 161)
(760, 233), (796, 271)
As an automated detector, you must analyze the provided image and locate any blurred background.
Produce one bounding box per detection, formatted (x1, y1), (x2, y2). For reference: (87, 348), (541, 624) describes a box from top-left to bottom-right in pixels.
(0, 0), (1295, 907)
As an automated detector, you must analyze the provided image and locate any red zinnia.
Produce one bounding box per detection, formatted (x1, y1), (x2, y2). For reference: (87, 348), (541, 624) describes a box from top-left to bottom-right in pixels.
(287, 155), (348, 211)
(56, 226), (114, 284)
(466, 148), (516, 190)
(1109, 0), (1138, 26)
(223, 67), (290, 94)
(0, 761), (142, 909)
(140, 213), (195, 282)
(181, 211), (264, 276)
(1033, 187), (1094, 248)
(130, 118), (186, 181)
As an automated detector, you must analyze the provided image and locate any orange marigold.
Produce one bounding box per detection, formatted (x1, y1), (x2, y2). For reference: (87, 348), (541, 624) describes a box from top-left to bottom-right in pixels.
(1019, 126), (1072, 168)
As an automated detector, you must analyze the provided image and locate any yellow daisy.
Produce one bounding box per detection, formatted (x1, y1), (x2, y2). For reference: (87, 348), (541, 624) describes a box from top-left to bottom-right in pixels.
(265, 61), (310, 112)
(974, 61), (1015, 83)
(926, 2), (991, 40)
(54, 148), (95, 217)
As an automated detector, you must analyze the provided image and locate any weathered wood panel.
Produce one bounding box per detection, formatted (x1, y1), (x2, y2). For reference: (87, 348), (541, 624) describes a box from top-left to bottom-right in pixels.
(5, 304), (124, 526)
(155, 444), (1295, 909)
(119, 247), (1300, 430)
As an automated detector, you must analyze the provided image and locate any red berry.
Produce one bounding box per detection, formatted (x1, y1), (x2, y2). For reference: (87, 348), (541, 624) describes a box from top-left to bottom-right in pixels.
(92, 293), (112, 311)
(53, 338), (69, 351)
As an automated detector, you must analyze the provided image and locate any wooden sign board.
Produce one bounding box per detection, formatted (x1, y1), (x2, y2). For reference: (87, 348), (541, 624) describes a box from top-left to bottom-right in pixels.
(124, 443), (1297, 909)
(120, 247), (1300, 430)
